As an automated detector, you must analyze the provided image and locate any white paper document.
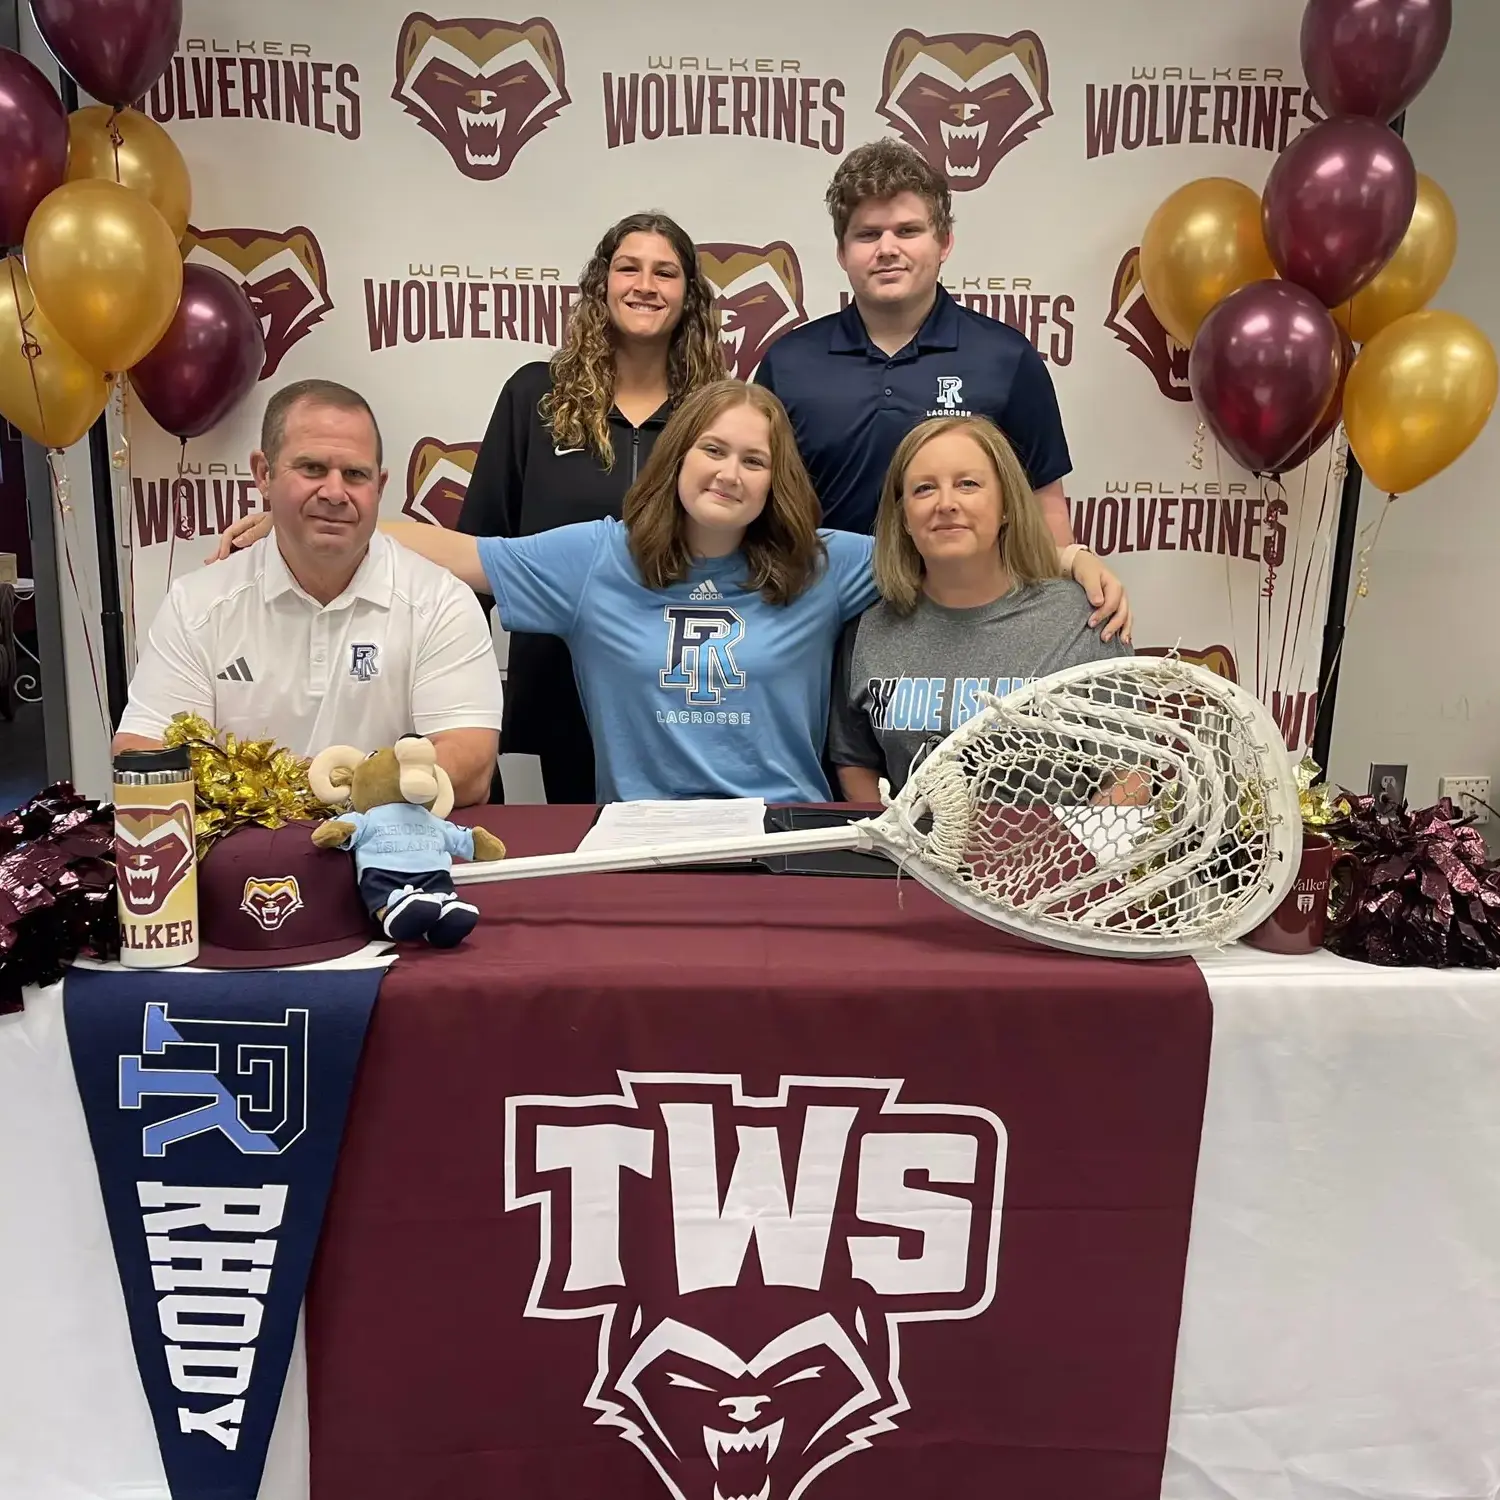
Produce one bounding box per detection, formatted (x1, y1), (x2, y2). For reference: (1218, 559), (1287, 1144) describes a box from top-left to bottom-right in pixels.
(575, 798), (767, 856)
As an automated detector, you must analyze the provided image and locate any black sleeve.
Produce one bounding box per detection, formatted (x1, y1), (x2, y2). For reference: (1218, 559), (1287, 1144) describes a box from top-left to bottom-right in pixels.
(458, 367), (539, 541)
(826, 616), (884, 771)
(1001, 339), (1072, 491)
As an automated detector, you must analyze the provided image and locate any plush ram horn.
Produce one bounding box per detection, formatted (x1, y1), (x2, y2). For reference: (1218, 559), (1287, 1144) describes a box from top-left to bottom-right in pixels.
(307, 745), (364, 804)
(429, 766), (455, 822)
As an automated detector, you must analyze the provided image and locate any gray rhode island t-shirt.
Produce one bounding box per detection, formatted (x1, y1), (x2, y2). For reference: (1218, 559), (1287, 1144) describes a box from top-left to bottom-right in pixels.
(829, 579), (1134, 793)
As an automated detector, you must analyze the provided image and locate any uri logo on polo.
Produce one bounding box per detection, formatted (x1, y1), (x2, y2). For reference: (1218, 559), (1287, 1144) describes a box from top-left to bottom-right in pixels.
(506, 1074), (1005, 1500)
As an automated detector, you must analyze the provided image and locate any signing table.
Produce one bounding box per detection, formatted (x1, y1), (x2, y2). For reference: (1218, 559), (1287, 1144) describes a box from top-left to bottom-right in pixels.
(2, 806), (1499, 1500)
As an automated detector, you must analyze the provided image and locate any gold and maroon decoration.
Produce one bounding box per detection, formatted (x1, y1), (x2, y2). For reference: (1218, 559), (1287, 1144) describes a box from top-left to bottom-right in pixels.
(0, 3), (263, 451)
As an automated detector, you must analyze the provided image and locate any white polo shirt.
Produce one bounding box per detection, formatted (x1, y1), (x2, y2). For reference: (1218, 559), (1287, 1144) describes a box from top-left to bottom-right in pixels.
(118, 531), (504, 754)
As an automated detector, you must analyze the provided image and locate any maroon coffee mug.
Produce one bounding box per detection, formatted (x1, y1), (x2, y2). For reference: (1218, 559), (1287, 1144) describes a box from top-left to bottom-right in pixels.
(1245, 833), (1338, 954)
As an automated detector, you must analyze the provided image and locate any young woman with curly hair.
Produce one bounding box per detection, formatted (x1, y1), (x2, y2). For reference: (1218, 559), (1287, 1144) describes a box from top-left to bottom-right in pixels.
(457, 211), (726, 802)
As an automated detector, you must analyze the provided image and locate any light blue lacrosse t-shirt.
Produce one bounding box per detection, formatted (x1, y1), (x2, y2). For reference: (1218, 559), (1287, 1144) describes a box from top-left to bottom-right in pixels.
(476, 519), (876, 803)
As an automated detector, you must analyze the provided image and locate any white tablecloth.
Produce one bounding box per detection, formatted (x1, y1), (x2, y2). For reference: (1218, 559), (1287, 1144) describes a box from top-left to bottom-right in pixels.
(4, 947), (1499, 1500)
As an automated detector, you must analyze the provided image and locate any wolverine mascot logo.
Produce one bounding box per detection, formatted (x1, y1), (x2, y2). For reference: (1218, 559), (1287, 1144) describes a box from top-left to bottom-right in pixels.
(239, 876), (305, 932)
(876, 30), (1052, 191)
(114, 804), (196, 917)
(696, 243), (809, 381)
(182, 226), (332, 379)
(393, 13), (569, 180)
(403, 437), (481, 529)
(508, 1075), (1006, 1500)
(1104, 248), (1192, 402)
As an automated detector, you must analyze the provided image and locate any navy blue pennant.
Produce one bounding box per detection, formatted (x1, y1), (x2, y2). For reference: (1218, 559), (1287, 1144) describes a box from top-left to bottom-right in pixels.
(65, 965), (380, 1500)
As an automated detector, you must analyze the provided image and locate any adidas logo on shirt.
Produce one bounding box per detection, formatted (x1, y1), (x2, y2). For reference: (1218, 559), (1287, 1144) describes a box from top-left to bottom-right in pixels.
(688, 579), (723, 602)
(216, 656), (254, 682)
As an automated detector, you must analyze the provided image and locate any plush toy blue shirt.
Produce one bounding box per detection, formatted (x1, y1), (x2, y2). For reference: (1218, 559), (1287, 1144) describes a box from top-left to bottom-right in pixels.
(330, 802), (477, 877)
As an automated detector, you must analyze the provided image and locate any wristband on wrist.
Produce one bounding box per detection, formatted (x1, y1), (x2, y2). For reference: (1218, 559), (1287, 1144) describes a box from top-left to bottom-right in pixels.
(1058, 542), (1091, 577)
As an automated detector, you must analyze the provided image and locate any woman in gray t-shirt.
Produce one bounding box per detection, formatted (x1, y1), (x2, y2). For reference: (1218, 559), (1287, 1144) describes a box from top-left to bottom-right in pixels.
(829, 415), (1134, 800)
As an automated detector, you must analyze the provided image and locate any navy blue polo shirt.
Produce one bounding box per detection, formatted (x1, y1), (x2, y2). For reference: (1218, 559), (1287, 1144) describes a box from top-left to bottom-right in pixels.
(756, 286), (1071, 534)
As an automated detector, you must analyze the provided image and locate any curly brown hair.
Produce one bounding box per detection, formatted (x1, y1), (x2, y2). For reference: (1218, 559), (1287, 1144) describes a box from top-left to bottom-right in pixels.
(542, 212), (726, 468)
(624, 380), (826, 606)
(824, 139), (954, 243)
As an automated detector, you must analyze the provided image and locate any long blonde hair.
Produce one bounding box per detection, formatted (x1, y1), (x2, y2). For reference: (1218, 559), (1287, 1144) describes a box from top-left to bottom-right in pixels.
(624, 380), (826, 606)
(874, 415), (1060, 614)
(542, 212), (726, 467)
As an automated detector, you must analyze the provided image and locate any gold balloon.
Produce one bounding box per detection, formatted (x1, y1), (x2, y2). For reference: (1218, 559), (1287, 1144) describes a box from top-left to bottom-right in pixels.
(1344, 309), (1498, 494)
(66, 105), (192, 240)
(1333, 174), (1457, 345)
(23, 179), (183, 373)
(1140, 177), (1276, 347)
(0, 254), (111, 448)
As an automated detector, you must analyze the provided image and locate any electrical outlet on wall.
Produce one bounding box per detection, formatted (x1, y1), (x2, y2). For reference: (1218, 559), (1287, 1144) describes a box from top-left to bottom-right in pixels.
(1368, 763), (1408, 813)
(1439, 776), (1491, 825)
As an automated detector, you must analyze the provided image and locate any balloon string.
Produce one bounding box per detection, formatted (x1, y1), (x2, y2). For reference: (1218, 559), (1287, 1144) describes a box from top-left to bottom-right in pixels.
(114, 378), (138, 668)
(165, 440), (188, 586)
(109, 109), (124, 182)
(7, 254), (50, 439)
(47, 451), (109, 736)
(1188, 419), (1206, 472)
(1309, 488), (1397, 749)
(1272, 451), (1321, 733)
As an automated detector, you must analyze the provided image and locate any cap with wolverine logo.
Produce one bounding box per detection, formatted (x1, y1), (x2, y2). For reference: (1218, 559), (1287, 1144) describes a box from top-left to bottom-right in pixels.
(195, 822), (373, 969)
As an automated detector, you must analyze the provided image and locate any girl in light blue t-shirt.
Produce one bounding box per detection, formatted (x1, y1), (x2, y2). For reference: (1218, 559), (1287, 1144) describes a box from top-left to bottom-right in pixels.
(384, 379), (877, 803)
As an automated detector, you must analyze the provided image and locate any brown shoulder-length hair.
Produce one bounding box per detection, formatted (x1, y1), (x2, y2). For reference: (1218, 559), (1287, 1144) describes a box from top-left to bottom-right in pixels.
(624, 380), (826, 606)
(874, 415), (1060, 615)
(542, 212), (726, 467)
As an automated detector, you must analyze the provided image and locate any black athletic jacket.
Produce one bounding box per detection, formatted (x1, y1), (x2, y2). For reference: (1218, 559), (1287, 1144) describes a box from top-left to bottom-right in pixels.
(458, 360), (671, 803)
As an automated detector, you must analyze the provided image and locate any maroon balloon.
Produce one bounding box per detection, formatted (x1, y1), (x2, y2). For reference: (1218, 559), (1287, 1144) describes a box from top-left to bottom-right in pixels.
(1262, 115), (1417, 308)
(29, 0), (182, 108)
(1189, 280), (1344, 477)
(128, 264), (266, 440)
(1302, 0), (1452, 121)
(1281, 326), (1355, 471)
(0, 47), (67, 247)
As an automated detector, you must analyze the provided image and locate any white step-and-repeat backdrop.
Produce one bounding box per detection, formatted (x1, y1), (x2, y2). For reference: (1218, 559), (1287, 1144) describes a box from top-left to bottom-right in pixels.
(121, 0), (1344, 761)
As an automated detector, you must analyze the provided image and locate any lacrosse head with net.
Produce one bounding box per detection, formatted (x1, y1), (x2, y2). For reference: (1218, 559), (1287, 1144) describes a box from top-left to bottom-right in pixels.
(859, 657), (1303, 958)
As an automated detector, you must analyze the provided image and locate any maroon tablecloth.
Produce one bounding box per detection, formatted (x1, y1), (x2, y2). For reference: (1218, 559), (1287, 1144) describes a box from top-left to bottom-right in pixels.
(306, 806), (1211, 1500)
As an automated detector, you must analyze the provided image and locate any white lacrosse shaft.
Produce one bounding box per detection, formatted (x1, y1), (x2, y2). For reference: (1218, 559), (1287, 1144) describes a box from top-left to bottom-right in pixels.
(451, 822), (870, 885)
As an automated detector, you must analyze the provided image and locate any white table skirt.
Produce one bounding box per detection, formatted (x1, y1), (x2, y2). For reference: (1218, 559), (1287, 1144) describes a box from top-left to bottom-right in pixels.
(4, 947), (1499, 1500)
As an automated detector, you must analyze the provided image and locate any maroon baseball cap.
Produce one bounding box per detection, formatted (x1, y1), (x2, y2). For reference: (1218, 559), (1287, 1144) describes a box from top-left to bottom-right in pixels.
(195, 821), (373, 969)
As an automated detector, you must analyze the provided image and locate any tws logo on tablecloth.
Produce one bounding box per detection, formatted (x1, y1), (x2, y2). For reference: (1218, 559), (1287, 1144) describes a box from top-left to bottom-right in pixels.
(877, 29), (1052, 191)
(506, 1075), (1005, 1500)
(393, 12), (569, 179)
(1084, 63), (1320, 161)
(1104, 247), (1191, 403)
(183, 225), (333, 379)
(403, 437), (480, 528)
(697, 242), (808, 380)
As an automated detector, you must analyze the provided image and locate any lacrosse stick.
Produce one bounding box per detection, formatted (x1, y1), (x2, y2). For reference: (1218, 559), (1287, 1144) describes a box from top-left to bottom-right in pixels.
(453, 658), (1302, 958)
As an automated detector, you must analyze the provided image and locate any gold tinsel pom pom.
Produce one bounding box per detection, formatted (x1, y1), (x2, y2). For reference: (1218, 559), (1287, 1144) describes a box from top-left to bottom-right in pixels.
(161, 713), (332, 860)
(1293, 754), (1348, 832)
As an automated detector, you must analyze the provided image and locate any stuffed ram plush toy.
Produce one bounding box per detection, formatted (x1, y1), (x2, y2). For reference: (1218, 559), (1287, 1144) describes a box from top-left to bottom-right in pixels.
(307, 736), (505, 948)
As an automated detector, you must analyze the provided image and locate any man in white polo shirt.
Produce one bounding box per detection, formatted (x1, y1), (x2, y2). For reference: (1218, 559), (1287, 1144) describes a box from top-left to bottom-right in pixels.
(113, 379), (503, 806)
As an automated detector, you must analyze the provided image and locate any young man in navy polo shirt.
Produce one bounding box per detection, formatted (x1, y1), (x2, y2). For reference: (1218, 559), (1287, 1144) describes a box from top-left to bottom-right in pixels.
(757, 140), (1127, 636)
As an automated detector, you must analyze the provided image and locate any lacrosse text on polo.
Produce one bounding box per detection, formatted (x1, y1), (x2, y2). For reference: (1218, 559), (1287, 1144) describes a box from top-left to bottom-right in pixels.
(755, 285), (1072, 534)
(116, 531), (504, 756)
